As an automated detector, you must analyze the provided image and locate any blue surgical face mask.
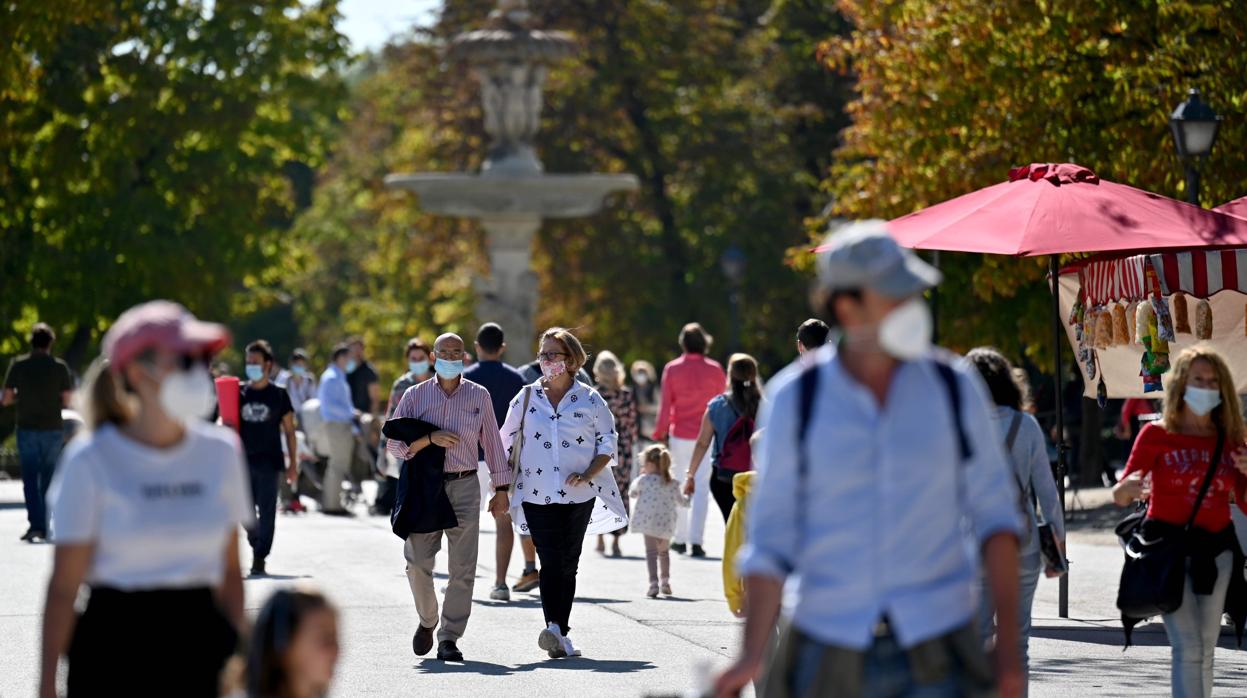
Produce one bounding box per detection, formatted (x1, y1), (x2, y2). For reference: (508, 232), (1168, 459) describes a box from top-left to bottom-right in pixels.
(1184, 385), (1222, 417)
(344, 359), (358, 373)
(409, 359), (430, 376)
(245, 364), (264, 382)
(435, 358), (464, 380)
(291, 365), (307, 377)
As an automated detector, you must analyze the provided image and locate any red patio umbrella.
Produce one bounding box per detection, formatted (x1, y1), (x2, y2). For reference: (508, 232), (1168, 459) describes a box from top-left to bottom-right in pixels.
(822, 163), (1247, 255)
(1216, 195), (1247, 220)
(818, 163), (1247, 618)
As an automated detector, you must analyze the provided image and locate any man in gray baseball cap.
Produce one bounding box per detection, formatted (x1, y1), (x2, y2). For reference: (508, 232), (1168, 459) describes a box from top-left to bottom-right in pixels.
(716, 220), (1024, 698)
(813, 219), (942, 361)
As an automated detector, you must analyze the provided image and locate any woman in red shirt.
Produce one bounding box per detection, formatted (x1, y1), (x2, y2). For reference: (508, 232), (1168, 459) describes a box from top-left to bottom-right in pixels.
(1114, 346), (1247, 698)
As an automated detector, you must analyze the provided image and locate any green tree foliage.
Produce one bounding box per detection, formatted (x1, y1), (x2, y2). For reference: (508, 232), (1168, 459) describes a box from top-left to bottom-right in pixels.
(281, 0), (852, 380)
(0, 0), (348, 367)
(816, 0), (1247, 365)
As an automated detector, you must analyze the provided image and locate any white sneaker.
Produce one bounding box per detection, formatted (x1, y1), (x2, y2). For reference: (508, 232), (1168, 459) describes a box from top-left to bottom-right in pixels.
(560, 634), (582, 657)
(538, 622), (566, 658)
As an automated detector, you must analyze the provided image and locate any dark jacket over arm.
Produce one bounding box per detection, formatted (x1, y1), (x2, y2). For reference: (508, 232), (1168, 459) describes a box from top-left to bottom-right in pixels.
(383, 417), (457, 538)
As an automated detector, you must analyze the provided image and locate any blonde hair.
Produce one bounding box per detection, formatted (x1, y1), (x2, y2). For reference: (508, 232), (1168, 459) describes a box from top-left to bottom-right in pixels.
(630, 360), (656, 380)
(641, 443), (673, 482)
(1162, 345), (1246, 444)
(593, 350), (623, 389)
(79, 358), (134, 430)
(538, 327), (588, 372)
(1011, 367), (1035, 413)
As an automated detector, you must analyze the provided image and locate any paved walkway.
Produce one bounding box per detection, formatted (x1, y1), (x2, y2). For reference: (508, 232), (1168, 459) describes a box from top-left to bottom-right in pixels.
(2, 479), (1247, 696)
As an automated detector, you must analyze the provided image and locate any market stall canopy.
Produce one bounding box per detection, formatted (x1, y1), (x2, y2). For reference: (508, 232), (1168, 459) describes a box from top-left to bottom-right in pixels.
(1059, 252), (1247, 399)
(1216, 196), (1247, 220)
(820, 163), (1247, 257)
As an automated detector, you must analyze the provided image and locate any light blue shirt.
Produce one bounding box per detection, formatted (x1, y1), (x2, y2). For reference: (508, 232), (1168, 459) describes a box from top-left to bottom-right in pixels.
(317, 365), (354, 424)
(737, 346), (1022, 650)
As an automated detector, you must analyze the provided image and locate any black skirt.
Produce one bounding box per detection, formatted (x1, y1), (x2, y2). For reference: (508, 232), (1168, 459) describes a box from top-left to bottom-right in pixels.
(67, 586), (238, 698)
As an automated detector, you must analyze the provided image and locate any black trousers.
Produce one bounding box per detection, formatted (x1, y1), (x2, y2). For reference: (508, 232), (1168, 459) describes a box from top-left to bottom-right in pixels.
(710, 467), (737, 522)
(68, 587), (236, 697)
(246, 460), (281, 562)
(523, 499), (595, 635)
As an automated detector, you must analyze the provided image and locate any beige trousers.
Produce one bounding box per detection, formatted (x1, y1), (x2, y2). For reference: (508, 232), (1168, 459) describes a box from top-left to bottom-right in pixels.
(322, 421), (354, 511)
(404, 475), (481, 643)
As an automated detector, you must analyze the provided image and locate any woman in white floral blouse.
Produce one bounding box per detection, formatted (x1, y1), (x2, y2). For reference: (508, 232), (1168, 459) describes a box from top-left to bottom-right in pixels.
(500, 328), (628, 659)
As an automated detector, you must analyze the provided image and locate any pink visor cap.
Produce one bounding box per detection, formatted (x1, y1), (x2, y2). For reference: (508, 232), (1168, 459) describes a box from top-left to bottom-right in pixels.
(102, 300), (231, 373)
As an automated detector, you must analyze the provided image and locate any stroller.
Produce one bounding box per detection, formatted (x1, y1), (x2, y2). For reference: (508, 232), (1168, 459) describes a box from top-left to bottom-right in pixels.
(290, 399), (380, 511)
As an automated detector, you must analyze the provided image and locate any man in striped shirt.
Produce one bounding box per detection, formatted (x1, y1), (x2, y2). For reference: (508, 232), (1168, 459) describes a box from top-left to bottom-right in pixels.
(387, 333), (512, 663)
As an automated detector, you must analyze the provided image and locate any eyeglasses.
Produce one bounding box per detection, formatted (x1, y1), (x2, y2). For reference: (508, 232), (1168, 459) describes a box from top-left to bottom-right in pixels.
(538, 352), (569, 362)
(177, 353), (212, 371)
(434, 350), (465, 360)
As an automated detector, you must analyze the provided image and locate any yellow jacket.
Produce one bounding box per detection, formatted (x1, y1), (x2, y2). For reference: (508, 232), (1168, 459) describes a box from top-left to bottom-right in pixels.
(722, 471), (756, 615)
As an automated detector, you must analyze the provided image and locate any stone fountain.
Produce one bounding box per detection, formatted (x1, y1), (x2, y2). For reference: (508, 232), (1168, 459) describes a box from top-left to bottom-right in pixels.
(385, 0), (638, 362)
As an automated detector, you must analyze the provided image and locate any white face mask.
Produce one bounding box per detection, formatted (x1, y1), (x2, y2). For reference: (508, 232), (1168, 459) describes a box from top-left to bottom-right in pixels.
(1183, 385), (1222, 417)
(158, 366), (217, 423)
(877, 297), (933, 361)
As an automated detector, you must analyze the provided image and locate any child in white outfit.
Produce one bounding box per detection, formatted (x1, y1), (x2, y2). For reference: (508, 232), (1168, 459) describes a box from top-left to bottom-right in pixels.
(629, 444), (689, 597)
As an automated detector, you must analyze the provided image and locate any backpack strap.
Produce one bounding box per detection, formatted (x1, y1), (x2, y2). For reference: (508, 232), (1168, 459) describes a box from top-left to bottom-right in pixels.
(1004, 410), (1027, 496)
(1005, 411), (1023, 452)
(798, 364), (820, 457)
(781, 360), (821, 574)
(933, 361), (972, 462)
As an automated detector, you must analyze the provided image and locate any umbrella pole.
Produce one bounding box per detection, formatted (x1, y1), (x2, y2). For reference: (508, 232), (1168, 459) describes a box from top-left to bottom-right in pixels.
(1049, 254), (1069, 618)
(931, 250), (941, 343)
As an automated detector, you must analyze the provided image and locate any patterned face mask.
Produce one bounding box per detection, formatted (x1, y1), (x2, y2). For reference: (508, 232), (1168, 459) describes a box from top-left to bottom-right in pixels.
(540, 359), (567, 380)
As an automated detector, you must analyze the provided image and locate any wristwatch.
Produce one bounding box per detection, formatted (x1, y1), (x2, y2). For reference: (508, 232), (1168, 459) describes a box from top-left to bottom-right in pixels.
(495, 486), (510, 494)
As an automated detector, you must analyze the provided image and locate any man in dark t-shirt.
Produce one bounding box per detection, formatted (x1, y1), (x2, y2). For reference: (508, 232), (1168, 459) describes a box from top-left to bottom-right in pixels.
(346, 336), (380, 415)
(464, 323), (532, 601)
(240, 340), (297, 576)
(3, 323), (73, 542)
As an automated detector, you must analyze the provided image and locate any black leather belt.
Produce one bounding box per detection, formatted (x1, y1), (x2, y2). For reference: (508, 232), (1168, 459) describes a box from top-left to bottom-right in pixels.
(444, 469), (477, 482)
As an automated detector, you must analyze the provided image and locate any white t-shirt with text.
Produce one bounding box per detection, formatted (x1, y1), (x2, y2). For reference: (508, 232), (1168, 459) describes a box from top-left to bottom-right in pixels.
(49, 421), (253, 590)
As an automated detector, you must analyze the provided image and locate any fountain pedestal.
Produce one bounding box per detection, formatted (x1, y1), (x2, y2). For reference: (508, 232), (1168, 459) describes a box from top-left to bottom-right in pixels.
(385, 1), (637, 363)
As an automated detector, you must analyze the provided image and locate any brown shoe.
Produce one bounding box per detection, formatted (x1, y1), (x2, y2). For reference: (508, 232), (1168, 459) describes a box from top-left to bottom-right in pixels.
(413, 624), (436, 656)
(513, 571), (540, 592)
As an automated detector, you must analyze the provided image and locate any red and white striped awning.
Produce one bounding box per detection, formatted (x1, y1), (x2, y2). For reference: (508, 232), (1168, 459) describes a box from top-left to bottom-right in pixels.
(1077, 249), (1247, 305)
(1152, 249), (1247, 298)
(1079, 255), (1150, 305)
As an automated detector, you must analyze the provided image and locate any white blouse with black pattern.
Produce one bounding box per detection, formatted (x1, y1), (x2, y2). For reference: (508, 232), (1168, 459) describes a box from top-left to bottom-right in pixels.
(500, 380), (629, 535)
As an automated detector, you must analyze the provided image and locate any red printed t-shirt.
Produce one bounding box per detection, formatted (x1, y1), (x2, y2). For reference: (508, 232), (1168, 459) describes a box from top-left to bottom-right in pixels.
(1122, 422), (1247, 532)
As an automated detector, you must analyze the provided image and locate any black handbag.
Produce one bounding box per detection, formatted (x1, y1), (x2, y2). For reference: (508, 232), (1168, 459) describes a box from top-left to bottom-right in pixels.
(1115, 428), (1224, 623)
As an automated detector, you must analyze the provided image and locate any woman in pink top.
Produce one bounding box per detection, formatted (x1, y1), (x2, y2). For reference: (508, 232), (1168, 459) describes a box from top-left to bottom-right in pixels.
(651, 322), (725, 557)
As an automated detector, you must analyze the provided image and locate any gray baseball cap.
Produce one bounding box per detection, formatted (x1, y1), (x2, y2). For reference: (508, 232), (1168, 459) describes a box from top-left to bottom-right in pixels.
(816, 220), (942, 297)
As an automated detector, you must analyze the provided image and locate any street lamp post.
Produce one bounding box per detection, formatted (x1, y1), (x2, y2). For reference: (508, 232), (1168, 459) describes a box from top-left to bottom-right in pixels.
(1170, 88), (1222, 205)
(720, 245), (747, 352)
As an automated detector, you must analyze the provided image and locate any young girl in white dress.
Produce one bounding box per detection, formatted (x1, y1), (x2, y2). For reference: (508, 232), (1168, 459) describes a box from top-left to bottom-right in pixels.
(629, 445), (689, 597)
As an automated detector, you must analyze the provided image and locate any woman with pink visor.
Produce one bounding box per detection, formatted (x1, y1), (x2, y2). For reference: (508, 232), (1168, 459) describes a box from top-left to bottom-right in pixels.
(39, 301), (252, 698)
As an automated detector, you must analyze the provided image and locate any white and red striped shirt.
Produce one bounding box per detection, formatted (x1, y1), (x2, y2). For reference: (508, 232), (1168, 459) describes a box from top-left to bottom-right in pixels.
(386, 377), (512, 488)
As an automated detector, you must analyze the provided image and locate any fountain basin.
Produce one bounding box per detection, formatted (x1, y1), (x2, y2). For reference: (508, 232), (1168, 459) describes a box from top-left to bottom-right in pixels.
(384, 172), (638, 219)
